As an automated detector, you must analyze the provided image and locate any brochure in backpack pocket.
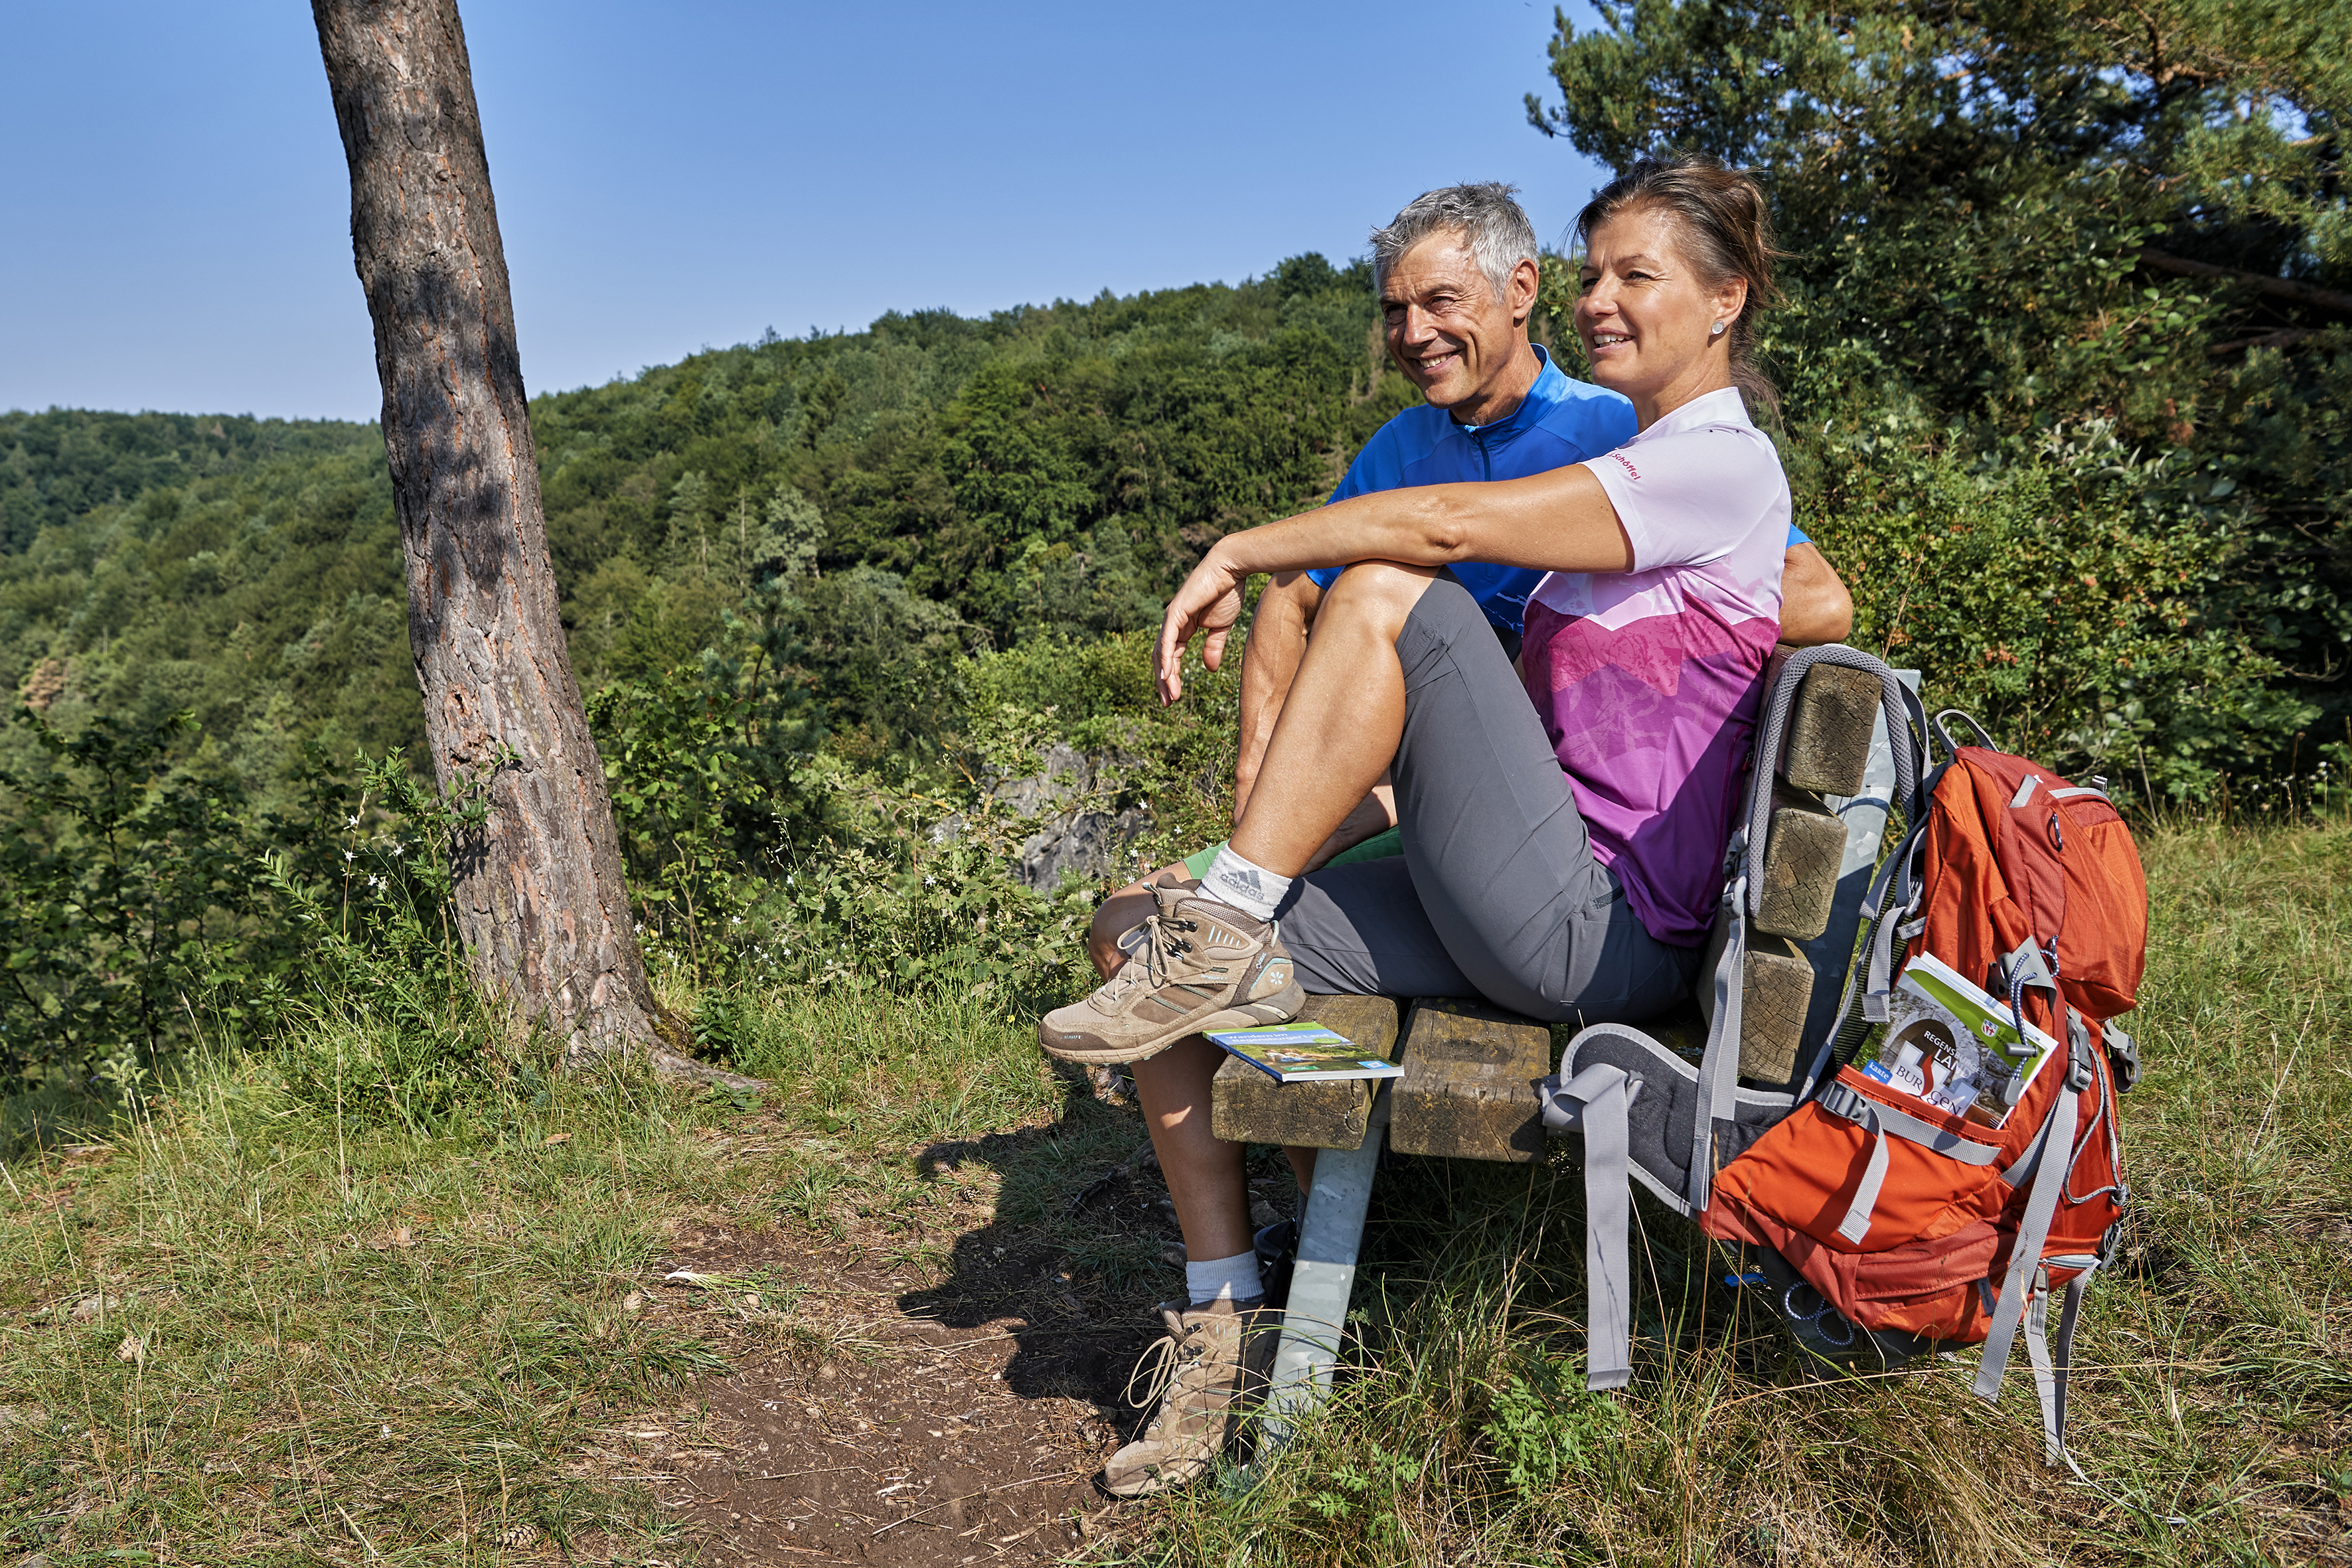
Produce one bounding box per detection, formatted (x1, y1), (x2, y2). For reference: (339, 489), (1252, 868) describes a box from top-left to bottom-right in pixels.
(1207, 1022), (1402, 1084)
(1851, 953), (2061, 1130)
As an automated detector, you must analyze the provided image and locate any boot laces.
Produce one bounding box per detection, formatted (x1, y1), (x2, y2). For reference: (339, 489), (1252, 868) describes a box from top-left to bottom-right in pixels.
(1099, 912), (1201, 1004)
(1122, 1314), (1225, 1435)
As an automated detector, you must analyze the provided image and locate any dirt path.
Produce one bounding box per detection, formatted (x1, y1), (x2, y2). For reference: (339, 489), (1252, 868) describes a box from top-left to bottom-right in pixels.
(594, 1120), (1302, 1566)
(649, 1227), (1146, 1565)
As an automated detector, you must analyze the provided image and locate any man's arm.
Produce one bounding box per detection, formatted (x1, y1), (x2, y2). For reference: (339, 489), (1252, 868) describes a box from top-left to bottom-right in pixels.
(1780, 541), (1854, 647)
(1234, 570), (1322, 818)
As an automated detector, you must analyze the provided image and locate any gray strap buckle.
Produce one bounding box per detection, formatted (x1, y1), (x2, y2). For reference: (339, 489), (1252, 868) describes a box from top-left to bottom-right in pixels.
(1818, 1080), (1869, 1126)
(1540, 1063), (1644, 1391)
(2064, 1012), (2096, 1093)
(2102, 1020), (2141, 1093)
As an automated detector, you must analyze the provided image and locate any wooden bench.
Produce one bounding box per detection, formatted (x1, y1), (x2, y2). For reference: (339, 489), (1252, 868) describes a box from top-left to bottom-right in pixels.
(1233, 655), (1917, 1451)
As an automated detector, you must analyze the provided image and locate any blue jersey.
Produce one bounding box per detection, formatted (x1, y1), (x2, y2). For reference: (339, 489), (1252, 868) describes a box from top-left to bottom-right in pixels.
(1309, 347), (1807, 634)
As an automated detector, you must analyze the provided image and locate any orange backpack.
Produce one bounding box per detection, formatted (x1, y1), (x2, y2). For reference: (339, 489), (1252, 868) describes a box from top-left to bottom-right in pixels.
(1545, 660), (2148, 1475)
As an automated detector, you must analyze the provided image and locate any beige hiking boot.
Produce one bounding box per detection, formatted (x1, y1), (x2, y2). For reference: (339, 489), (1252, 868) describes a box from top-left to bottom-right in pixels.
(1101, 1298), (1277, 1498)
(1039, 886), (1304, 1065)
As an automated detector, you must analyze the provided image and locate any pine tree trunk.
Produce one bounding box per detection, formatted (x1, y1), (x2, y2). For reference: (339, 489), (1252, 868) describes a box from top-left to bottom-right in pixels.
(313, 0), (751, 1086)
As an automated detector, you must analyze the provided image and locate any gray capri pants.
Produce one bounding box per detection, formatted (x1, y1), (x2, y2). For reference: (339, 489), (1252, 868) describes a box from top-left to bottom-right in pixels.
(1272, 570), (1704, 1025)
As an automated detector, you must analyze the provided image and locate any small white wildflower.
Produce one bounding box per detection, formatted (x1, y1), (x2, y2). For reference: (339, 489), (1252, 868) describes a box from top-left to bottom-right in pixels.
(367, 874), (382, 888)
(345, 813), (360, 828)
(925, 876), (936, 886)
(732, 915), (744, 925)
(389, 842), (404, 857)
(343, 850), (354, 863)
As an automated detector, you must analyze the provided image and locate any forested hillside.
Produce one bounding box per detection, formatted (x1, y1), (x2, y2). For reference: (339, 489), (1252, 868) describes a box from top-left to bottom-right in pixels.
(0, 410), (380, 552)
(0, 256), (1407, 787)
(9, 0), (2350, 809)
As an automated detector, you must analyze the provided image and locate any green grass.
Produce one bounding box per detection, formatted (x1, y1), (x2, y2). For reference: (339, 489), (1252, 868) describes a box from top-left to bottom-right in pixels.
(1123, 820), (2352, 1565)
(3, 823), (2347, 1565)
(0, 1039), (734, 1562)
(0, 975), (1119, 1564)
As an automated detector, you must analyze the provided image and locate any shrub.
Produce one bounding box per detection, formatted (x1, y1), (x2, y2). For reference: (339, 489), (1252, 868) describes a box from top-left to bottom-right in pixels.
(1815, 424), (2308, 800)
(0, 708), (291, 1094)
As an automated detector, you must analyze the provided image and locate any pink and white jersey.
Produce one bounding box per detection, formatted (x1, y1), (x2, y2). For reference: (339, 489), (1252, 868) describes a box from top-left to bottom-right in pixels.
(1519, 386), (1790, 947)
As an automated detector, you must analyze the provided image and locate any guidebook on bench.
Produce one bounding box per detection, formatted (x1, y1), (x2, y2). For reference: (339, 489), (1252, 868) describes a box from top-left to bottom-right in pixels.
(1850, 951), (2062, 1130)
(1206, 1022), (1403, 1084)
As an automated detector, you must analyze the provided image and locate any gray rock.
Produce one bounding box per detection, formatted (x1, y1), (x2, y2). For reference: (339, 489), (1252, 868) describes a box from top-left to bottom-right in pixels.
(939, 742), (1156, 891)
(1014, 803), (1154, 892)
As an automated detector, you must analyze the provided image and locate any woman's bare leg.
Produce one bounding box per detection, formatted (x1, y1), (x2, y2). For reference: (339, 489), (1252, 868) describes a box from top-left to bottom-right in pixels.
(1091, 873), (1320, 1206)
(1095, 563), (1433, 1269)
(1129, 1036), (1253, 1268)
(1229, 562), (1435, 875)
(1087, 860), (1191, 977)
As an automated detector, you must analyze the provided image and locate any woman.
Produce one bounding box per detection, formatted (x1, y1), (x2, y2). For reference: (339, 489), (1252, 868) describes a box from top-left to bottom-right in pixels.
(1053, 155), (1795, 1497)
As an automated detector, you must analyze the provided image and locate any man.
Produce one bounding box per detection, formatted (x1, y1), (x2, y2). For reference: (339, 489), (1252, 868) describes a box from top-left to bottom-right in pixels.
(1071, 183), (1853, 1500)
(1089, 183), (1851, 974)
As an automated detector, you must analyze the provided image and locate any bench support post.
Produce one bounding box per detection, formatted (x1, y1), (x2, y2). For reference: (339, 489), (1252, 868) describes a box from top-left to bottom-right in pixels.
(1798, 670), (1920, 1055)
(1255, 1081), (1391, 1461)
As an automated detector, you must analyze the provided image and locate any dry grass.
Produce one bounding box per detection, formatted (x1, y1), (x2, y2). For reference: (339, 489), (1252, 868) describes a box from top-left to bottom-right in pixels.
(3, 821), (2346, 1565)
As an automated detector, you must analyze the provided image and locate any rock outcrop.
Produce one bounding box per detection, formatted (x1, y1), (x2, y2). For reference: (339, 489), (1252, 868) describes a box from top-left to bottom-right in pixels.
(933, 743), (1155, 892)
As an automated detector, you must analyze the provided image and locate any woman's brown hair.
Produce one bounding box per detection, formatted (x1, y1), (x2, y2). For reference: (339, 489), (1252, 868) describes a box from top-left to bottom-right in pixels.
(1575, 153), (1786, 412)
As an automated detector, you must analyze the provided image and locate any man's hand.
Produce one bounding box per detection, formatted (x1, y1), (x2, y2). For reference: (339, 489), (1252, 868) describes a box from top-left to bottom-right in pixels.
(1155, 543), (1248, 704)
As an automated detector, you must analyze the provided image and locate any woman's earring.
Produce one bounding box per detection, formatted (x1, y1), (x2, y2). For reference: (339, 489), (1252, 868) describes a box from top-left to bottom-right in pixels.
(1711, 321), (1726, 336)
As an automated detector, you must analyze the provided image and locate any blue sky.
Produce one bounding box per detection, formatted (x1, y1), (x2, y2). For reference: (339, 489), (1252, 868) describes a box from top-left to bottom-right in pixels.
(1, 1), (1610, 422)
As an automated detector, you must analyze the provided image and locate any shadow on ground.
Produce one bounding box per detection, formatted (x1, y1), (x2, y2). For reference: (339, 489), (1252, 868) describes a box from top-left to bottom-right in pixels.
(607, 1061), (1298, 1564)
(900, 1061), (1302, 1410)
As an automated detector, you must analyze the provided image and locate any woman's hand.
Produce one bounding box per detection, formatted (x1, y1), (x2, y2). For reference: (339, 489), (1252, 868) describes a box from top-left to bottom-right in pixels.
(1154, 544), (1248, 704)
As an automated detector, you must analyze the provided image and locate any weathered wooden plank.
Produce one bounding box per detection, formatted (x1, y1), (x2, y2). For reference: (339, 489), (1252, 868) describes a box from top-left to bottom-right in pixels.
(1781, 663), (1883, 797)
(1210, 994), (1399, 1151)
(1739, 932), (1814, 1085)
(1389, 997), (1554, 1164)
(1755, 787), (1845, 941)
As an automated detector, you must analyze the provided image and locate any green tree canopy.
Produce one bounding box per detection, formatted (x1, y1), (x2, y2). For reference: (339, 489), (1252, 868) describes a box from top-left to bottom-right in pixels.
(1532, 0), (2350, 791)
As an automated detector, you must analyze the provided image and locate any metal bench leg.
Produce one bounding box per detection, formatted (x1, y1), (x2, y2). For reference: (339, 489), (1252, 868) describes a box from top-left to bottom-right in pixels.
(1799, 670), (1921, 1054)
(1257, 1083), (1391, 1458)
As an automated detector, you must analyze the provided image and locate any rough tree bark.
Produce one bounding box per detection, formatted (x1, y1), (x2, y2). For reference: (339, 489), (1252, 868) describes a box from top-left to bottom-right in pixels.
(313, 0), (752, 1087)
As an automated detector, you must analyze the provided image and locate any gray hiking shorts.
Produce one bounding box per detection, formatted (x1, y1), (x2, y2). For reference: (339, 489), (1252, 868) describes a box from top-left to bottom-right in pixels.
(1273, 570), (1703, 1026)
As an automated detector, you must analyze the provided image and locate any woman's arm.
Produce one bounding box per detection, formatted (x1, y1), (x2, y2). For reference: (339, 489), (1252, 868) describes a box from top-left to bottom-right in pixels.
(1156, 465), (1632, 702)
(1232, 465), (1631, 579)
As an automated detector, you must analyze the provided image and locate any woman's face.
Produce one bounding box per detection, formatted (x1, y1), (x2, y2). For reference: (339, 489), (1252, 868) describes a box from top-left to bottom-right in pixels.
(1575, 203), (1746, 421)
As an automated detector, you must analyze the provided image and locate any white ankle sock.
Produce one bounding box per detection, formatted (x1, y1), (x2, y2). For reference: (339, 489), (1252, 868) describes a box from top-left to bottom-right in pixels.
(1185, 1250), (1263, 1307)
(1202, 844), (1289, 922)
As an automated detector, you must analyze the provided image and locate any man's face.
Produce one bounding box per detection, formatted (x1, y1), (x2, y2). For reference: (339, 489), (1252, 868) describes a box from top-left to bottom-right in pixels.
(1379, 233), (1533, 416)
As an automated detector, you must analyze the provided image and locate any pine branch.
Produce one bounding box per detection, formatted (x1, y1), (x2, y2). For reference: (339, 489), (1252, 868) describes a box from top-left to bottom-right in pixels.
(2140, 249), (2352, 315)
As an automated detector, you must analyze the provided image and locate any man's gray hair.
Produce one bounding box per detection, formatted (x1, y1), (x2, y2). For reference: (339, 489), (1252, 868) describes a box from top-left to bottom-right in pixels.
(1370, 183), (1540, 301)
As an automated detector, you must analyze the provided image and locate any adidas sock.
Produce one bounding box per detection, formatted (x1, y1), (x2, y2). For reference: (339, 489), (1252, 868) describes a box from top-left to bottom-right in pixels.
(1202, 844), (1290, 923)
(1185, 1250), (1263, 1307)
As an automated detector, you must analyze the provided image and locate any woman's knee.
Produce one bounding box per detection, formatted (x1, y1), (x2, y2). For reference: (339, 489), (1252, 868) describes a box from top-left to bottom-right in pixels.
(1087, 888), (1151, 977)
(1318, 559), (1443, 633)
